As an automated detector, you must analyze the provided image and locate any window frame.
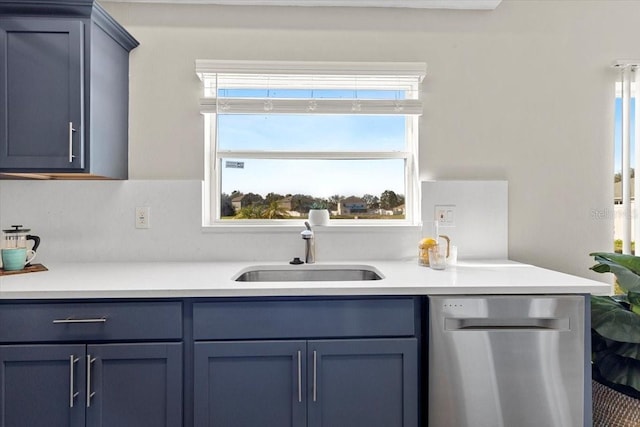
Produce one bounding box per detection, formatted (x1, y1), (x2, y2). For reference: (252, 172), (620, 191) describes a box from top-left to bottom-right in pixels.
(614, 66), (639, 253)
(198, 60), (425, 228)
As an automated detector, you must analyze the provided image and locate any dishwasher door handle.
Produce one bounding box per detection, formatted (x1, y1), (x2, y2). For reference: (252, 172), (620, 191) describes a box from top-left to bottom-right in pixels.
(444, 317), (570, 331)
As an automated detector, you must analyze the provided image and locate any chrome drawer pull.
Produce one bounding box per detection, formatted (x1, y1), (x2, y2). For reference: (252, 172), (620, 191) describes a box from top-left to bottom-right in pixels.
(87, 355), (96, 408)
(69, 355), (79, 408)
(297, 350), (302, 403)
(69, 122), (77, 163)
(313, 350), (317, 402)
(53, 317), (107, 324)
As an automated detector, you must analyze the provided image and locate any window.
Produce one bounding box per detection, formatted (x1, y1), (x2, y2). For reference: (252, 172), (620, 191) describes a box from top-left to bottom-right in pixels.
(197, 60), (425, 225)
(614, 61), (638, 253)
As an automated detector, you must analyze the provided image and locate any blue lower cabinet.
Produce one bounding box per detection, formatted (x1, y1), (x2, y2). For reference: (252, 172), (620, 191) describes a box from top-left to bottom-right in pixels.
(0, 344), (87, 427)
(0, 298), (419, 427)
(194, 340), (307, 427)
(194, 338), (418, 427)
(308, 339), (418, 427)
(0, 343), (182, 427)
(85, 343), (183, 427)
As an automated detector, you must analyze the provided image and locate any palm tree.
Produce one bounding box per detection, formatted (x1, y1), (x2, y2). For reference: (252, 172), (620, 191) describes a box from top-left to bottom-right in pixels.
(328, 194), (344, 211)
(233, 204), (265, 219)
(262, 201), (291, 219)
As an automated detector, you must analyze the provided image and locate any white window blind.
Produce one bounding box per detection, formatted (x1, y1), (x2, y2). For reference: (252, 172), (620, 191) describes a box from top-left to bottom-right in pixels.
(196, 60), (426, 116)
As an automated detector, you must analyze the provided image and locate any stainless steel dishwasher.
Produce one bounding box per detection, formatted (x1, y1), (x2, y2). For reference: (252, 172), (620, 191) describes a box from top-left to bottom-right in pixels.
(428, 295), (588, 427)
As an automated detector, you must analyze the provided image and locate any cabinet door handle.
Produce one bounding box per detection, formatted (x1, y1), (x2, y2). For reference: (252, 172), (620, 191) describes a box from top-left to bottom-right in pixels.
(69, 122), (77, 163)
(69, 355), (79, 408)
(297, 350), (302, 403)
(312, 350), (317, 402)
(86, 355), (96, 408)
(53, 317), (107, 324)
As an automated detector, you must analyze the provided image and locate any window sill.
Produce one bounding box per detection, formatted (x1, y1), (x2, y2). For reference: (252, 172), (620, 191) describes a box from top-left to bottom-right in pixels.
(201, 222), (421, 234)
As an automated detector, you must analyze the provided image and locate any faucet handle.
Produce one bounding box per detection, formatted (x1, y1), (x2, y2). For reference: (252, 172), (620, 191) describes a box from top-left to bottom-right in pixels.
(302, 221), (313, 239)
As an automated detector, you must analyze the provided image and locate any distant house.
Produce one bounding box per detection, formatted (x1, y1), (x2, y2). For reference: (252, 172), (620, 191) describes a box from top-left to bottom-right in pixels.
(373, 208), (394, 216)
(614, 178), (636, 240)
(231, 195), (245, 211)
(277, 196), (293, 211)
(338, 196), (368, 215)
(614, 178), (634, 204)
(393, 204), (405, 215)
(231, 193), (264, 212)
(276, 196), (301, 216)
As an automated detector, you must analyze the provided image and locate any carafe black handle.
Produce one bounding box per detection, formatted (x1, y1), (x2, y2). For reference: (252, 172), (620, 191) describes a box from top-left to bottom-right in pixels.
(26, 235), (40, 252)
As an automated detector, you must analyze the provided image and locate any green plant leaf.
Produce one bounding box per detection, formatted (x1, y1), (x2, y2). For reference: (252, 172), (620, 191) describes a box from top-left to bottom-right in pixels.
(592, 330), (609, 353)
(597, 352), (640, 393)
(590, 253), (640, 395)
(591, 295), (640, 343)
(590, 254), (640, 293)
(591, 252), (640, 275)
(629, 291), (640, 306)
(628, 292), (640, 315)
(612, 342), (640, 360)
(593, 336), (640, 361)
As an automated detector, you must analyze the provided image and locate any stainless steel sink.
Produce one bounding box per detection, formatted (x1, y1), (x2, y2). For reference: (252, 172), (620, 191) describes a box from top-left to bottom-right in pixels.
(234, 265), (383, 282)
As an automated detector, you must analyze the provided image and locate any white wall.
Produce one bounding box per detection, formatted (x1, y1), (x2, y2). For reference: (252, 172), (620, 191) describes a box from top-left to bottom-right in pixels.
(0, 0), (626, 278)
(422, 181), (508, 259)
(0, 180), (418, 263)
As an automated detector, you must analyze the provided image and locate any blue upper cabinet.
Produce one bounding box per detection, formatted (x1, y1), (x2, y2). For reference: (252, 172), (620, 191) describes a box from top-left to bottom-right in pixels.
(0, 19), (84, 171)
(0, 1), (138, 179)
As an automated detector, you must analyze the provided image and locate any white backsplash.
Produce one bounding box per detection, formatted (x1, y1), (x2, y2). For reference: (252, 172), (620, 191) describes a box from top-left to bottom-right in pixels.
(0, 180), (419, 263)
(421, 180), (508, 259)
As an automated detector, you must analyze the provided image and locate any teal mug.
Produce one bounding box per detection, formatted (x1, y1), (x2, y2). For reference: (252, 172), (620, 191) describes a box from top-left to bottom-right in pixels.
(1, 248), (36, 271)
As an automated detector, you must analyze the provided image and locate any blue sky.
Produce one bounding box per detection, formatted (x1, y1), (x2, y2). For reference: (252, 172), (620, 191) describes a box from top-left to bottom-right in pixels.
(614, 97), (636, 173)
(218, 114), (407, 198)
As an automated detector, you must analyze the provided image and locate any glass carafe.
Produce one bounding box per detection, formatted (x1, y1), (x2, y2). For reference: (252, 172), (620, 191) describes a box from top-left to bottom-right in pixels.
(2, 225), (40, 252)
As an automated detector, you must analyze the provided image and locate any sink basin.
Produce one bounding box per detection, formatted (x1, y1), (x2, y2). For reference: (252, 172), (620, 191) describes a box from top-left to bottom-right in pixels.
(234, 265), (383, 282)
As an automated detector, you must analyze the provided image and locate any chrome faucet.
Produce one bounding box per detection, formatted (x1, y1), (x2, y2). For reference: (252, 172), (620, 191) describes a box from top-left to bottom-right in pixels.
(301, 221), (315, 264)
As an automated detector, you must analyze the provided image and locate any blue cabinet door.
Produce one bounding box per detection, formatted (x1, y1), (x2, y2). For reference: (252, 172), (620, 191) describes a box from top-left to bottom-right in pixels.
(308, 338), (418, 427)
(0, 344), (86, 427)
(194, 340), (307, 427)
(0, 18), (84, 170)
(85, 343), (183, 427)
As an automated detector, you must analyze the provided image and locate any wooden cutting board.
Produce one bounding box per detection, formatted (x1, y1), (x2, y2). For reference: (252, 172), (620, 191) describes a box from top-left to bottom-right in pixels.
(0, 263), (48, 276)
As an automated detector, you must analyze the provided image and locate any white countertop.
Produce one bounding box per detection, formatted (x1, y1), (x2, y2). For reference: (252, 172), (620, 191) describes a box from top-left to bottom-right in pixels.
(0, 260), (611, 299)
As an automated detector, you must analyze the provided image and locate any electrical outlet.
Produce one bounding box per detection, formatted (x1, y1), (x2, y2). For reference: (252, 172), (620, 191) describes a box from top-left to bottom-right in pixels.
(135, 207), (151, 229)
(435, 205), (456, 227)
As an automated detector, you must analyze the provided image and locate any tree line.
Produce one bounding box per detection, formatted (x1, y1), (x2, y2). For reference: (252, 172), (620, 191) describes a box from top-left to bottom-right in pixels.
(220, 190), (405, 218)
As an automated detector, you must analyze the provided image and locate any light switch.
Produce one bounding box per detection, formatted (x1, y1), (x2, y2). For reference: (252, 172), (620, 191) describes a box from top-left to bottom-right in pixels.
(435, 205), (456, 226)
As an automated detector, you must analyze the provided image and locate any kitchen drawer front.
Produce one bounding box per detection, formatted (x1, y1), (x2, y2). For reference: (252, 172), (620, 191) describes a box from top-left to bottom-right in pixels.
(0, 301), (182, 343)
(193, 298), (416, 340)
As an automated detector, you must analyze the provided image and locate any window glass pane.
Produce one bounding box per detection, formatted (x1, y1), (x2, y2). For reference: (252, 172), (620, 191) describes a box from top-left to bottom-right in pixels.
(217, 114), (406, 152)
(614, 93), (636, 253)
(614, 96), (636, 180)
(219, 159), (406, 220)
